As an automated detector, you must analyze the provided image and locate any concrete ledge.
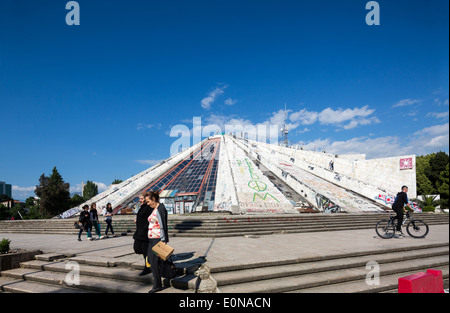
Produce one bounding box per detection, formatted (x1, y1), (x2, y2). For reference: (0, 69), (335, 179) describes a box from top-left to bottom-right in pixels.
(0, 250), (42, 272)
(35, 253), (67, 262)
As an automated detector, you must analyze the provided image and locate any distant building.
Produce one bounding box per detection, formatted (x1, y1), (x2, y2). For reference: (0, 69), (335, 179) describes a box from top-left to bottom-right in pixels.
(0, 200), (24, 208)
(0, 181), (12, 198)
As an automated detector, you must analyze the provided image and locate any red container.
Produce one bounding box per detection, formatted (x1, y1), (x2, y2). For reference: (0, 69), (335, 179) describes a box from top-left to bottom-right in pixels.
(398, 269), (444, 293)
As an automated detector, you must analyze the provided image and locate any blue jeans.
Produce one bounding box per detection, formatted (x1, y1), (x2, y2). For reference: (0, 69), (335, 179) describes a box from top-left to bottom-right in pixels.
(78, 222), (92, 239)
(92, 221), (101, 237)
(105, 219), (114, 235)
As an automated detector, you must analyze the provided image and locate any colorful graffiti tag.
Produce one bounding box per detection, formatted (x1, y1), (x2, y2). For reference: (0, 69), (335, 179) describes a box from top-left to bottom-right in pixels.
(244, 158), (280, 203)
(315, 193), (340, 213)
(374, 194), (395, 205)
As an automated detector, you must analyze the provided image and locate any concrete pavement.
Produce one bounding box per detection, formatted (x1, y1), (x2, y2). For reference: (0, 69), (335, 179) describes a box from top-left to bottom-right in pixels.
(1, 224), (448, 270)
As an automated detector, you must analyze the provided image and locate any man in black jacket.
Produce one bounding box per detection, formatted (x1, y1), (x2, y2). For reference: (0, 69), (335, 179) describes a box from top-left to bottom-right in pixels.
(392, 186), (413, 236)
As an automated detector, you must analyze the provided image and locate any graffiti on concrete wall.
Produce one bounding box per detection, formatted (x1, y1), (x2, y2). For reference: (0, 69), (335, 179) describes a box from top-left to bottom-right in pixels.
(215, 200), (232, 211)
(315, 193), (340, 213)
(59, 207), (81, 219)
(374, 194), (395, 205)
(232, 156), (295, 213)
(243, 158), (281, 204)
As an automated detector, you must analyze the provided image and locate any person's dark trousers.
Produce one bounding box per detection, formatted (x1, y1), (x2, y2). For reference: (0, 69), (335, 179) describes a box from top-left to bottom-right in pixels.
(393, 208), (403, 231)
(78, 228), (83, 239)
(85, 224), (92, 238)
(142, 241), (149, 268)
(134, 239), (150, 274)
(134, 239), (149, 258)
(147, 238), (163, 289)
(105, 220), (114, 235)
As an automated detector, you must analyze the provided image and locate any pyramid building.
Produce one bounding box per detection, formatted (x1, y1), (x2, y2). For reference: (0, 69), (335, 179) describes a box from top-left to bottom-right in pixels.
(59, 135), (417, 218)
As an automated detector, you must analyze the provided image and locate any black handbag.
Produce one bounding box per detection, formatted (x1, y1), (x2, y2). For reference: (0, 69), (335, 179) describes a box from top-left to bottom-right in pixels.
(74, 221), (83, 229)
(161, 257), (178, 279)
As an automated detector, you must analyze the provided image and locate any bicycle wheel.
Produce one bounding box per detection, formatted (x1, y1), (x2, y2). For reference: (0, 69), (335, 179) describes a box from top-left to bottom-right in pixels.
(376, 219), (396, 239)
(406, 220), (429, 238)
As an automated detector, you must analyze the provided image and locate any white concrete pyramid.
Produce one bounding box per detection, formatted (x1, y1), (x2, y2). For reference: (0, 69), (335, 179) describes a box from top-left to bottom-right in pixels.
(59, 135), (417, 218)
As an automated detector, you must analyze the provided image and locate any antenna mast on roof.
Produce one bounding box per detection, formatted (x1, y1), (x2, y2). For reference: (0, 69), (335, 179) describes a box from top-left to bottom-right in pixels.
(280, 103), (289, 147)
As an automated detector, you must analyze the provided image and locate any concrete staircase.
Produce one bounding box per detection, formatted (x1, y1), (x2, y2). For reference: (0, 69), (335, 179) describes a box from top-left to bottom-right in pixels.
(0, 213), (448, 238)
(1, 220), (448, 293)
(0, 252), (205, 293)
(209, 243), (449, 293)
(2, 241), (448, 293)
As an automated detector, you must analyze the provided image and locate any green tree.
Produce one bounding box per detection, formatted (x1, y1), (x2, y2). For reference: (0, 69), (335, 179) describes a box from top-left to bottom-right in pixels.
(25, 197), (36, 208)
(416, 172), (435, 196)
(0, 204), (10, 220)
(416, 152), (449, 210)
(416, 155), (435, 195)
(70, 194), (85, 208)
(35, 167), (71, 218)
(437, 163), (449, 210)
(83, 181), (98, 201)
(25, 206), (44, 220)
(111, 179), (123, 185)
(10, 203), (26, 220)
(427, 151), (449, 189)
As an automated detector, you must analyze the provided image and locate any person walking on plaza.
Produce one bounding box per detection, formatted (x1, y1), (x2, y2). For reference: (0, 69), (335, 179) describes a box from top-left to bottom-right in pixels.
(133, 193), (152, 276)
(392, 185), (413, 236)
(90, 203), (103, 240)
(104, 202), (116, 237)
(78, 205), (92, 241)
(146, 191), (169, 293)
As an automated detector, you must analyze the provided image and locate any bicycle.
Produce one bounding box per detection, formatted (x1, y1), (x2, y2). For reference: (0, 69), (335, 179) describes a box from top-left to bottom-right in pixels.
(375, 211), (429, 239)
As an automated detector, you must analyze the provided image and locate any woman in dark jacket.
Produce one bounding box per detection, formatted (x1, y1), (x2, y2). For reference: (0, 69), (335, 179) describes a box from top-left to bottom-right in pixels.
(78, 205), (92, 241)
(133, 193), (152, 276)
(145, 190), (169, 293)
(90, 203), (102, 240)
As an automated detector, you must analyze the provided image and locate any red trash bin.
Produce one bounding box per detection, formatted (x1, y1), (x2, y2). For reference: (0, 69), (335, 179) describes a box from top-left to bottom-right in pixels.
(398, 269), (444, 293)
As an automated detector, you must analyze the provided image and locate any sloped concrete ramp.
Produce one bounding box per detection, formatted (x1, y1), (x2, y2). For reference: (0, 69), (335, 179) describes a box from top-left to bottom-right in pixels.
(233, 137), (386, 213)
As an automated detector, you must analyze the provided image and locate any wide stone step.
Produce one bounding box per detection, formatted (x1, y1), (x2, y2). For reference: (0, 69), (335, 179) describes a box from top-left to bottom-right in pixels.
(1, 221), (448, 238)
(213, 246), (449, 286)
(172, 220), (448, 232)
(1, 213), (446, 228)
(1, 214), (447, 238)
(288, 266), (449, 293)
(208, 242), (449, 273)
(217, 255), (449, 293)
(0, 276), (91, 293)
(0, 266), (194, 293)
(170, 224), (423, 237)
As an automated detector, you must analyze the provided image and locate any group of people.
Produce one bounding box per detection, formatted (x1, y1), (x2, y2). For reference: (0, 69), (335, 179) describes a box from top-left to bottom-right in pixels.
(77, 202), (116, 241)
(75, 184), (413, 293)
(76, 190), (169, 293)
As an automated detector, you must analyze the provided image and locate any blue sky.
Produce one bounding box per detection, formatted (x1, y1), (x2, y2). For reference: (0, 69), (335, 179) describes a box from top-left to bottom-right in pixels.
(0, 0), (448, 200)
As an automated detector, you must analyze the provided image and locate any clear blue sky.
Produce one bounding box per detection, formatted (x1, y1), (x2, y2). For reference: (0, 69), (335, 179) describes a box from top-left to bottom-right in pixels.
(1, 0), (448, 200)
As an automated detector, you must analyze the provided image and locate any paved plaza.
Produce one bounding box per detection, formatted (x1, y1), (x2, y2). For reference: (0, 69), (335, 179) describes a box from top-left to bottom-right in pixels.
(2, 224), (448, 270)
